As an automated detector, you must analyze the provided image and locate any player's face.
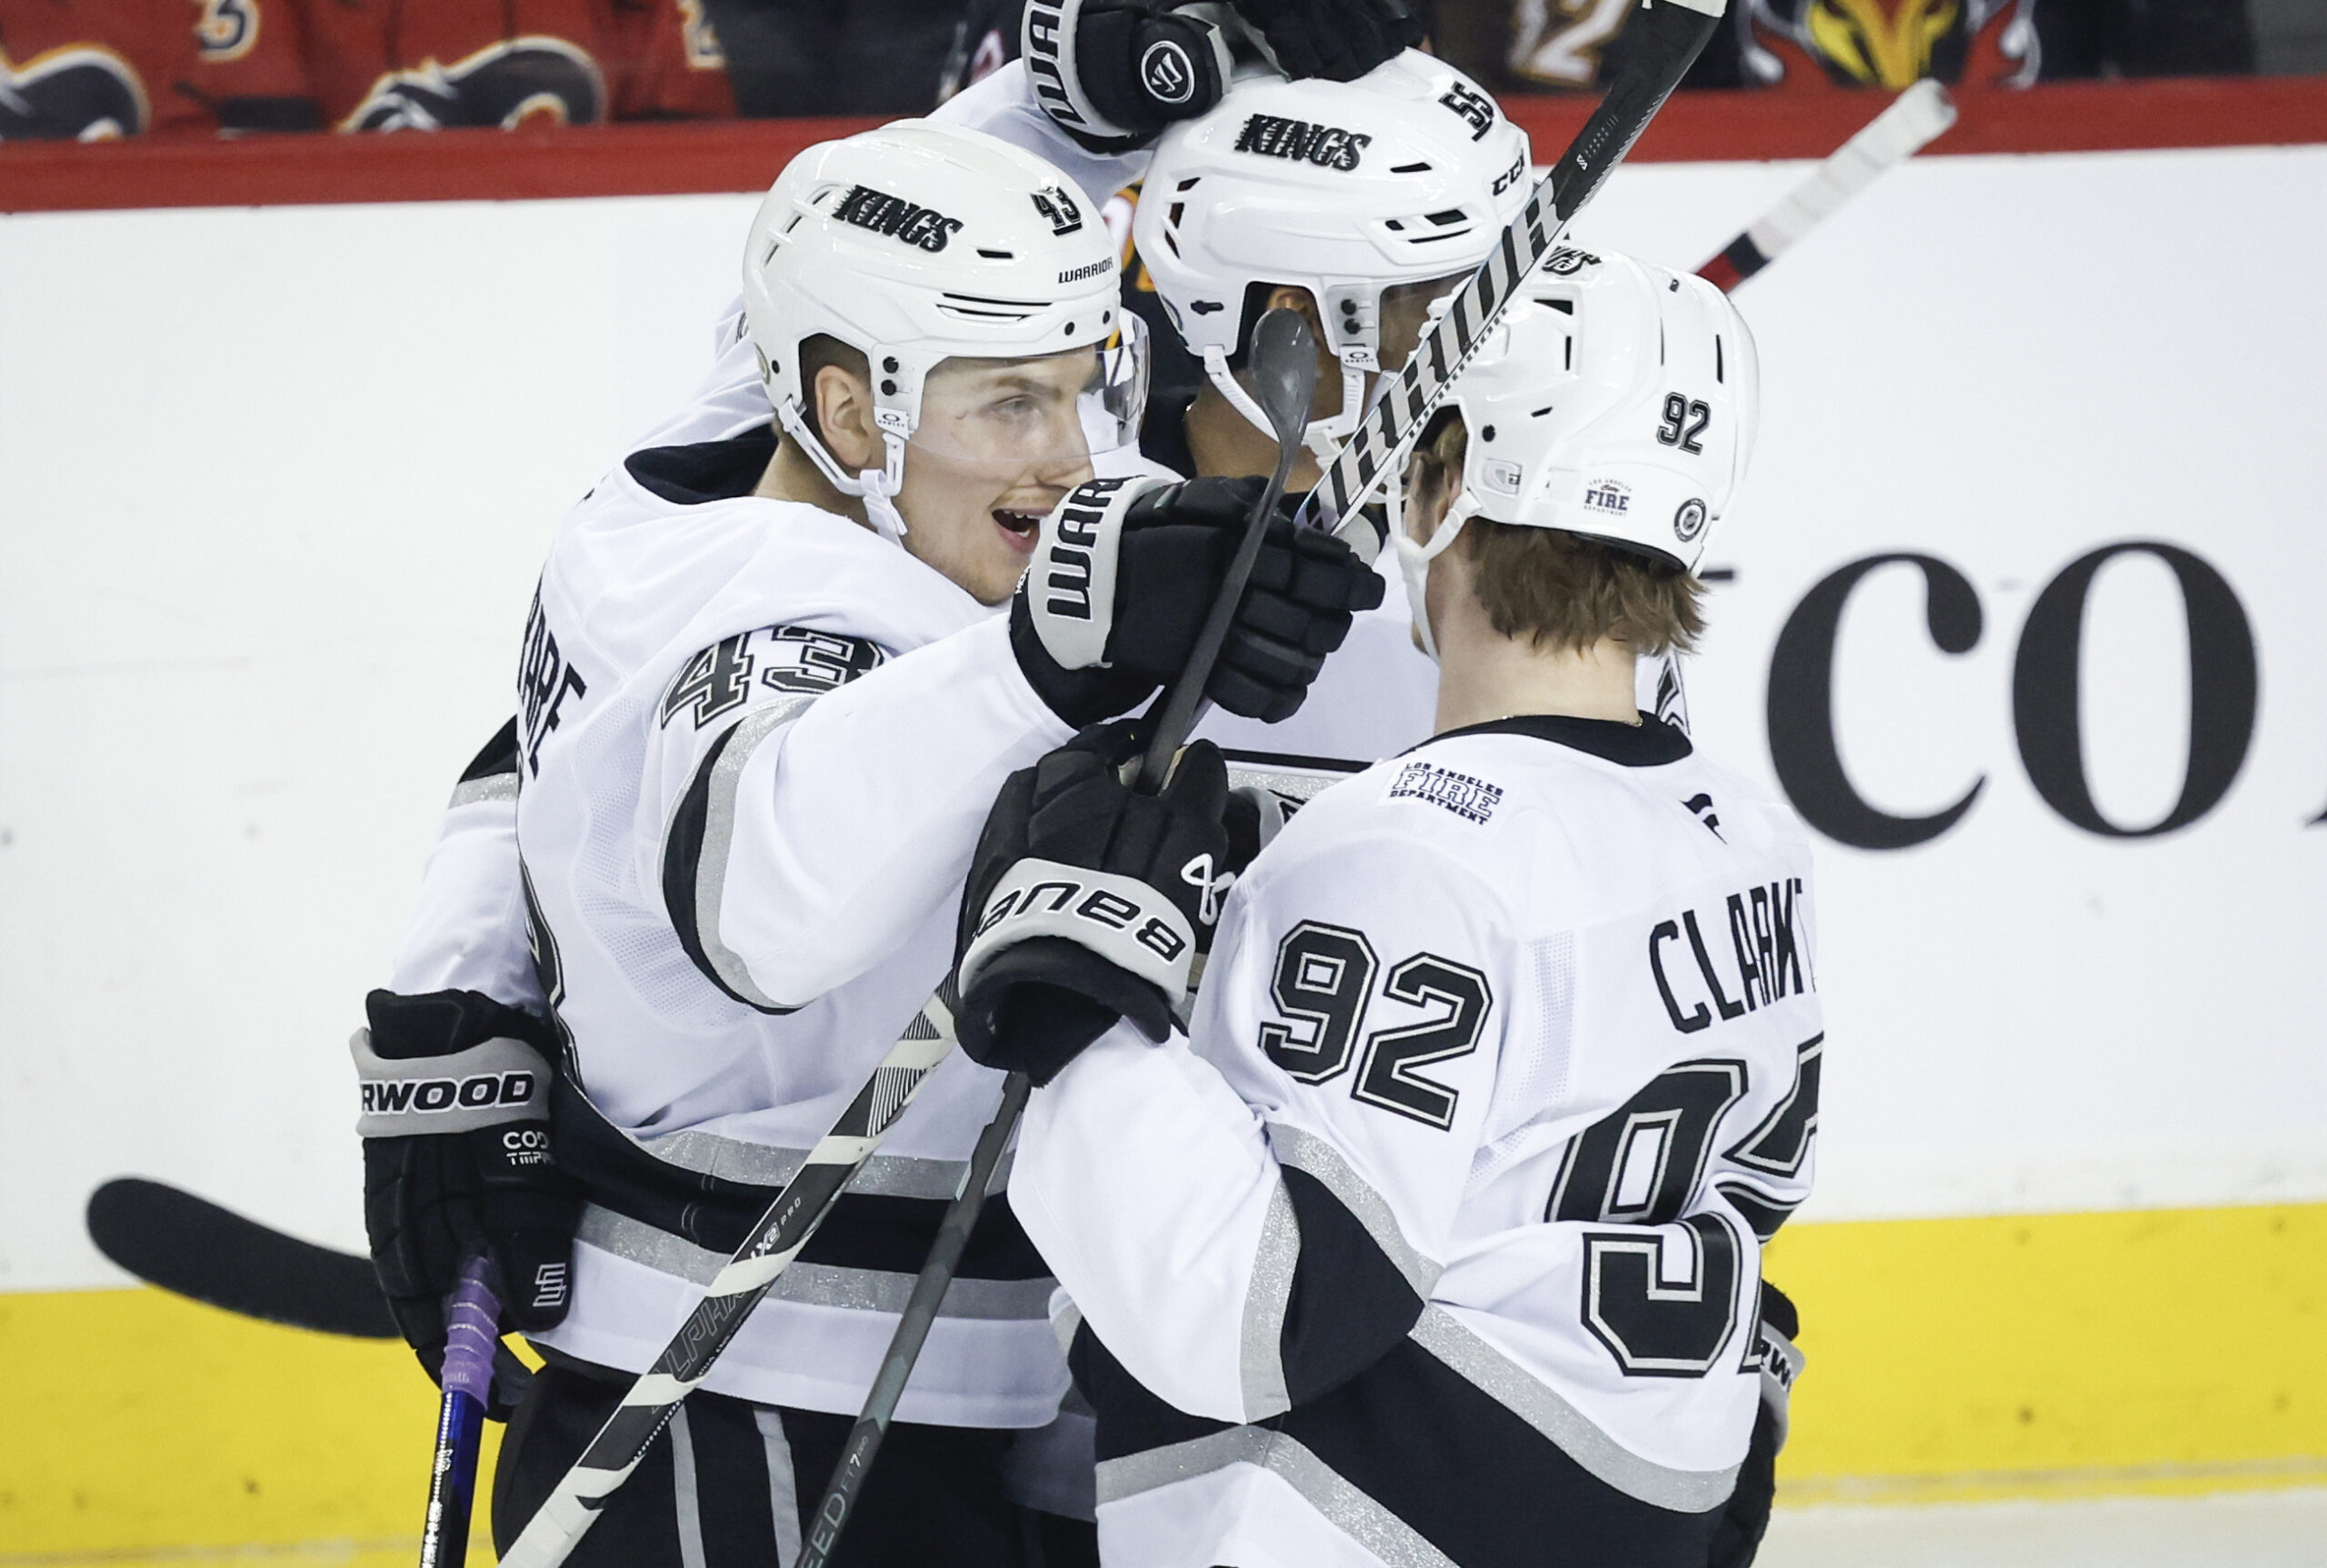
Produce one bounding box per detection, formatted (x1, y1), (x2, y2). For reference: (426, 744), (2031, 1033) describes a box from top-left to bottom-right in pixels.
(1378, 273), (1473, 379)
(899, 349), (1100, 605)
(1307, 272), (1470, 424)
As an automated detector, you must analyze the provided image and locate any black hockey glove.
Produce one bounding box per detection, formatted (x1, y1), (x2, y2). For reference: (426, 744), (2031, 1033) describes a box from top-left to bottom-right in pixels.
(1709, 1282), (1805, 1568)
(1022, 0), (1236, 148)
(1014, 474), (1386, 728)
(955, 723), (1233, 1084)
(1229, 0), (1425, 81)
(353, 988), (582, 1418)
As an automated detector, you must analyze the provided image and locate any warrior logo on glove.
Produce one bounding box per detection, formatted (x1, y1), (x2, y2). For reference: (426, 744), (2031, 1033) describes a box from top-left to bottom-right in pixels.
(1142, 39), (1197, 104)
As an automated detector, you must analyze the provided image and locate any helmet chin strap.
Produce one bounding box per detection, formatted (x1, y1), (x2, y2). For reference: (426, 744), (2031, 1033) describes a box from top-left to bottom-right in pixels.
(776, 397), (912, 544)
(858, 460), (910, 545)
(1393, 484), (1480, 665)
(1200, 346), (1367, 465)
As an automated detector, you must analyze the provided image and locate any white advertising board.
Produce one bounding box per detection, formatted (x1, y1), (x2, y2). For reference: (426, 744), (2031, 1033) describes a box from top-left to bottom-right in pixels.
(1, 144), (2321, 1291)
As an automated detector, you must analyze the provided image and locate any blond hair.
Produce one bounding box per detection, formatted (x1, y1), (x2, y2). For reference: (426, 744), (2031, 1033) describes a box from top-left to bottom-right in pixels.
(1407, 414), (1705, 656)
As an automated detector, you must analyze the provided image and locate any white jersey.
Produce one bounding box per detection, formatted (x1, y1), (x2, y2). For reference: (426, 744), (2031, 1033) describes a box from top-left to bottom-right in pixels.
(510, 424), (1080, 1427)
(372, 46), (1693, 1449)
(1010, 714), (1823, 1568)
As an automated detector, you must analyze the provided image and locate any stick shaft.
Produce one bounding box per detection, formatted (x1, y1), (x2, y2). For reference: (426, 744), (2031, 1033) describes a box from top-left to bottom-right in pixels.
(1136, 424), (1305, 791)
(417, 1257), (499, 1568)
(498, 994), (958, 1568)
(1697, 79), (1955, 291)
(792, 1070), (1033, 1568)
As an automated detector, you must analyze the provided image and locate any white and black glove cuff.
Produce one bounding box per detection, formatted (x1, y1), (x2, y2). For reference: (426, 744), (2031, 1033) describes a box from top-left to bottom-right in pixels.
(1024, 0), (1236, 148)
(1754, 1314), (1806, 1452)
(351, 1028), (553, 1140)
(1026, 473), (1174, 672)
(959, 855), (1197, 1012)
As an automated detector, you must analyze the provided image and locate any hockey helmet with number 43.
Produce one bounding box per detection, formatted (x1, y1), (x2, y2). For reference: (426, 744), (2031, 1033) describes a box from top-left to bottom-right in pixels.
(1399, 248), (1759, 596)
(742, 122), (1147, 538)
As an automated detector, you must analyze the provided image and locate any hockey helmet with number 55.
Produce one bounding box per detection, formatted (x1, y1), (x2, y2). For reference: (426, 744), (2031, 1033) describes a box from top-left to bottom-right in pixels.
(1135, 52), (1532, 461)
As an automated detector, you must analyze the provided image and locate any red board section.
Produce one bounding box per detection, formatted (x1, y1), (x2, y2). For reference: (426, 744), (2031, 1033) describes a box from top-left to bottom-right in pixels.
(4, 75), (2322, 215)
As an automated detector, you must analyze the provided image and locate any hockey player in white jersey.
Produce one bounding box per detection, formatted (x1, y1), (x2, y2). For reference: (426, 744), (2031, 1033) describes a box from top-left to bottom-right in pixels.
(951, 250), (1819, 1568)
(354, 120), (1383, 1567)
(356, 35), (1541, 1407)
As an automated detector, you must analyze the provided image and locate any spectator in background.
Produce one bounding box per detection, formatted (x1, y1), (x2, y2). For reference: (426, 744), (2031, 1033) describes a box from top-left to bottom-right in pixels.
(0, 0), (733, 140)
(1432, 0), (2253, 93)
(2, 0), (216, 137)
(704, 0), (1022, 116)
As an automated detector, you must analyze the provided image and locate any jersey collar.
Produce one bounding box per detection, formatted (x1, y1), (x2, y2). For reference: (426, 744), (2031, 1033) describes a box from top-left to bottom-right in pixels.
(1425, 713), (1693, 768)
(626, 424), (780, 505)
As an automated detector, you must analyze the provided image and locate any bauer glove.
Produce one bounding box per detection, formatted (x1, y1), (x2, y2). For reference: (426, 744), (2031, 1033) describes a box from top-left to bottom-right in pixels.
(352, 988), (581, 1417)
(1709, 1281), (1805, 1568)
(954, 723), (1233, 1084)
(1013, 474), (1385, 728)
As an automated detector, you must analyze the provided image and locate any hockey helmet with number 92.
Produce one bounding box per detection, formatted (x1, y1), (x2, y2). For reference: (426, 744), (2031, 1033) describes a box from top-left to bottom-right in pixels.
(742, 122), (1148, 540)
(1394, 249), (1760, 647)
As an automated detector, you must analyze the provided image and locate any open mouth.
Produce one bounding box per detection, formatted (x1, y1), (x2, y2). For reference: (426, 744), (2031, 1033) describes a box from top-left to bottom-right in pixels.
(994, 508), (1044, 548)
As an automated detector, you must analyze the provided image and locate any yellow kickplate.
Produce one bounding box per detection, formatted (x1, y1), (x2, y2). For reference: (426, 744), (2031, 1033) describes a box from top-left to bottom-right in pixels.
(1768, 1202), (2327, 1502)
(0, 1285), (500, 1561)
(6, 1203), (2324, 1556)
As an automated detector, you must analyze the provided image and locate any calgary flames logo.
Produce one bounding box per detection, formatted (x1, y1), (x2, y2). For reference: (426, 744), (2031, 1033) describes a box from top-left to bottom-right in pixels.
(0, 44), (147, 140)
(339, 36), (605, 132)
(1511, 0), (2038, 93)
(1740, 0), (2040, 89)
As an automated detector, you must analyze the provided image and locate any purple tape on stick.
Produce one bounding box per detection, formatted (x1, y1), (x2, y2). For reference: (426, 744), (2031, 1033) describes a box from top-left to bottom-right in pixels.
(440, 1256), (502, 1405)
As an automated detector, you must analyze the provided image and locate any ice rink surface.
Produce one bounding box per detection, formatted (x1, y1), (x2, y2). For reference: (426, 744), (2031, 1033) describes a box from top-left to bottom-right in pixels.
(26, 1489), (2322, 1568)
(1762, 1488), (2327, 1568)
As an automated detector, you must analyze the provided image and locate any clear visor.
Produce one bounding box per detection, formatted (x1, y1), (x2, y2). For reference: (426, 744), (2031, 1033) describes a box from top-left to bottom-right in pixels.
(904, 314), (1148, 477)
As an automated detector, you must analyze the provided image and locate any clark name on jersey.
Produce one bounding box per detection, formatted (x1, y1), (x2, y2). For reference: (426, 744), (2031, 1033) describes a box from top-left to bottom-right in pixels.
(1013, 713), (1823, 1568)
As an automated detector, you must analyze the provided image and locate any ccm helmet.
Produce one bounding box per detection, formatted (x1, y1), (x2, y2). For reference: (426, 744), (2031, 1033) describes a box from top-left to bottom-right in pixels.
(1135, 51), (1530, 460)
(743, 121), (1146, 540)
(1395, 249), (1761, 654)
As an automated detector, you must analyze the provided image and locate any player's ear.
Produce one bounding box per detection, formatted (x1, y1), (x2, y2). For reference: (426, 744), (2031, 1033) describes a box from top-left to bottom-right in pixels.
(1263, 285), (1334, 379)
(813, 362), (882, 472)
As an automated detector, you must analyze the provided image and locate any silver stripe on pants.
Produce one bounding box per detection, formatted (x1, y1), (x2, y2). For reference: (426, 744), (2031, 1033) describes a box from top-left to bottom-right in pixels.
(669, 1404), (709, 1568)
(576, 1203), (1055, 1319)
(1096, 1426), (1457, 1568)
(754, 1407), (804, 1565)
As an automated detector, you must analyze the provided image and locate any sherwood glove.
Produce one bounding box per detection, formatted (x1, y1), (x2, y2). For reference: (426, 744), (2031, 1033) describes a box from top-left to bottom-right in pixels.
(1022, 0), (1236, 148)
(955, 724), (1233, 1084)
(1229, 0), (1425, 81)
(353, 988), (581, 1417)
(1013, 474), (1385, 727)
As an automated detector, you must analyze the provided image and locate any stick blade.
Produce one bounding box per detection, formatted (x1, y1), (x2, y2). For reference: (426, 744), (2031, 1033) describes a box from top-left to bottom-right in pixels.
(86, 1176), (398, 1338)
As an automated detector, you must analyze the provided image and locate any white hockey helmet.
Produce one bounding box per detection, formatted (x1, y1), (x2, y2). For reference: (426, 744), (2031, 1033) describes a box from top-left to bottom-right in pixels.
(1396, 249), (1761, 655)
(1134, 51), (1531, 461)
(742, 120), (1146, 540)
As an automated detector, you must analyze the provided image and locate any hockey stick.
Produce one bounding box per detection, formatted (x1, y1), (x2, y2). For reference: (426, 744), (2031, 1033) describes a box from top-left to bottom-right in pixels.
(497, 992), (958, 1568)
(790, 307), (1321, 1568)
(85, 1176), (396, 1337)
(1295, 0), (1729, 540)
(88, 16), (1962, 1374)
(1696, 79), (1956, 291)
(416, 1256), (499, 1568)
(792, 1070), (1033, 1568)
